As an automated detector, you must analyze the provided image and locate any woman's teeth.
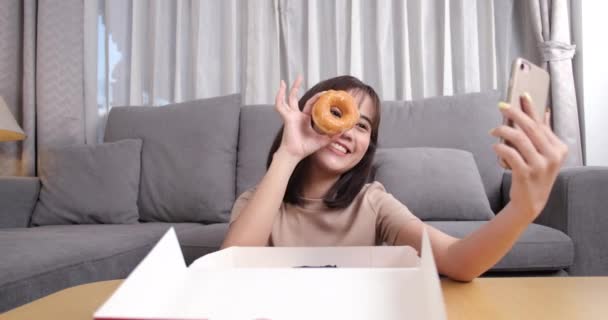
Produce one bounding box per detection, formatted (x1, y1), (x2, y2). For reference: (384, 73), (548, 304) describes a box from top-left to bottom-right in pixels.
(330, 142), (348, 154)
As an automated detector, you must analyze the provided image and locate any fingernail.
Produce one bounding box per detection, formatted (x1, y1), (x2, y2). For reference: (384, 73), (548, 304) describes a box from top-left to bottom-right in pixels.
(498, 102), (510, 110)
(522, 92), (532, 102)
(488, 128), (496, 135)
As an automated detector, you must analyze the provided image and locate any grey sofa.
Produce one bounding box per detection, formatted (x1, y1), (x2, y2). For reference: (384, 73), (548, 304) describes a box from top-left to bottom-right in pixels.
(1, 91), (607, 312)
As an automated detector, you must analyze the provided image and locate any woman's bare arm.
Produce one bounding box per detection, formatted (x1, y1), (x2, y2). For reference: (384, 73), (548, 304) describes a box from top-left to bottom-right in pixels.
(221, 150), (299, 248)
(395, 94), (568, 282)
(394, 202), (536, 282)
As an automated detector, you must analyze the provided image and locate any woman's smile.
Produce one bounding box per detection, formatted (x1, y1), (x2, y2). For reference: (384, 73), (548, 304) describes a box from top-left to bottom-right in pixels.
(327, 141), (350, 156)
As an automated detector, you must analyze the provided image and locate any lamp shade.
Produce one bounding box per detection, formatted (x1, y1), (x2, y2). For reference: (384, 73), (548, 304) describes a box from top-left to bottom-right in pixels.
(0, 96), (26, 142)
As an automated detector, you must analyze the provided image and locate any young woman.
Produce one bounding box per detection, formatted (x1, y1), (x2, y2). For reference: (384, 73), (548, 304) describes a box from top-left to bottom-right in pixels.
(221, 75), (568, 282)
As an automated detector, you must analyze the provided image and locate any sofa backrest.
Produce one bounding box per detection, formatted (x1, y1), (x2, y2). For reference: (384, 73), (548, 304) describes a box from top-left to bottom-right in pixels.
(237, 105), (283, 198)
(378, 90), (504, 212)
(104, 94), (241, 223)
(237, 90), (504, 213)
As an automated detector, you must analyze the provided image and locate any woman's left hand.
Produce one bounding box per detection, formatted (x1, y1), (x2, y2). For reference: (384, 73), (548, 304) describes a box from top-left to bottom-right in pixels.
(490, 93), (569, 220)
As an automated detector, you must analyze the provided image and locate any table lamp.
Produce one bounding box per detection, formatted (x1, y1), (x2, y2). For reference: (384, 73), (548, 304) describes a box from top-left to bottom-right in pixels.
(0, 96), (26, 142)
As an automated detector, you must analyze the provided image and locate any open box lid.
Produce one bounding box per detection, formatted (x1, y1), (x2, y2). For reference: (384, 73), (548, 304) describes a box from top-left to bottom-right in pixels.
(94, 227), (447, 320)
(191, 242), (421, 269)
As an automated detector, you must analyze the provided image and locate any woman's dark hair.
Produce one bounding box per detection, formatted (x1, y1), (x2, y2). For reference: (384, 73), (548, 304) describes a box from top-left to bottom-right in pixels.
(266, 75), (381, 209)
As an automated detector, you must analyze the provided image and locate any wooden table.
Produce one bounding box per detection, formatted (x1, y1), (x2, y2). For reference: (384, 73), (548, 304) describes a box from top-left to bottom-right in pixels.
(3, 277), (608, 319)
(442, 277), (608, 319)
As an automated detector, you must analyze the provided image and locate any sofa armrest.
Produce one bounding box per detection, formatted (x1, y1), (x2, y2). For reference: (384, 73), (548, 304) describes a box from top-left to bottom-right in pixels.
(502, 167), (608, 275)
(0, 177), (40, 228)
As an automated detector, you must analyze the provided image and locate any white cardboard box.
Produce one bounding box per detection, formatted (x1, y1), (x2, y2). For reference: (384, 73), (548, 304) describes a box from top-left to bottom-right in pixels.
(94, 227), (447, 320)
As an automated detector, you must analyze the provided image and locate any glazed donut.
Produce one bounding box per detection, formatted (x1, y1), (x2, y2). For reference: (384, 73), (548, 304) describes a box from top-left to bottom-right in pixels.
(311, 90), (359, 135)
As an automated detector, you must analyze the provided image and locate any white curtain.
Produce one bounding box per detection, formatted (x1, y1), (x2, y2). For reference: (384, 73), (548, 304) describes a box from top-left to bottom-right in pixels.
(88, 0), (514, 142)
(0, 0), (85, 176)
(278, 0), (499, 99)
(91, 1), (278, 102)
(528, 0), (583, 166)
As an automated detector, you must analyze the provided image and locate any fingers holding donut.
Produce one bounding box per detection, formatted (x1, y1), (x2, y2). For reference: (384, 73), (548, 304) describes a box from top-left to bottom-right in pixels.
(274, 80), (288, 115)
(275, 76), (303, 119)
(288, 75), (303, 110)
(273, 77), (347, 160)
(302, 91), (328, 115)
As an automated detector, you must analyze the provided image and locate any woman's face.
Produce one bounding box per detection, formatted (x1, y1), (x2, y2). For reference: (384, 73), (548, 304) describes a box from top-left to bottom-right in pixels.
(309, 90), (376, 176)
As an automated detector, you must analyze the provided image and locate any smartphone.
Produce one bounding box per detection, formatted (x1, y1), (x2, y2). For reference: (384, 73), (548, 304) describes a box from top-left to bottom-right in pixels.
(500, 57), (550, 168)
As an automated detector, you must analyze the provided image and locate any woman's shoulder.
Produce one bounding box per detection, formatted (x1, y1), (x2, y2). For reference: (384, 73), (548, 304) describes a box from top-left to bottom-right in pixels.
(363, 181), (387, 192)
(362, 181), (415, 220)
(360, 181), (389, 201)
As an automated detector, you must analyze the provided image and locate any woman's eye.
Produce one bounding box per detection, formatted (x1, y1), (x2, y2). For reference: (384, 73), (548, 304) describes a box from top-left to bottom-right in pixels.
(357, 123), (368, 130)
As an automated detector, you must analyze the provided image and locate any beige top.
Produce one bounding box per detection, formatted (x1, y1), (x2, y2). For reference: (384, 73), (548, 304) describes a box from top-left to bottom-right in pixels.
(229, 181), (420, 246)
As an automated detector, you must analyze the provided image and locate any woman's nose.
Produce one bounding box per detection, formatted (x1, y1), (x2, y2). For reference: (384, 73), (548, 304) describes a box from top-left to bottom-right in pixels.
(340, 128), (354, 141)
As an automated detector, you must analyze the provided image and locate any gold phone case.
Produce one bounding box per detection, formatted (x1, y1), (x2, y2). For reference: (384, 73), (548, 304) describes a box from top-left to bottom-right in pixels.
(500, 58), (550, 169)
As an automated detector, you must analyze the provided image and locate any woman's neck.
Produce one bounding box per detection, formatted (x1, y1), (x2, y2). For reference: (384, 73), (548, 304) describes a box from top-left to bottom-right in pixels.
(299, 164), (340, 199)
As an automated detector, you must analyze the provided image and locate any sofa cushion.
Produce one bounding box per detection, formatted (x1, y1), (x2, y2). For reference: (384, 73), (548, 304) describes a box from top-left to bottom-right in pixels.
(0, 223), (228, 312)
(373, 148), (494, 221)
(426, 221), (574, 271)
(236, 105), (282, 196)
(379, 90), (504, 212)
(31, 139), (142, 226)
(104, 94), (241, 223)
(0, 177), (40, 228)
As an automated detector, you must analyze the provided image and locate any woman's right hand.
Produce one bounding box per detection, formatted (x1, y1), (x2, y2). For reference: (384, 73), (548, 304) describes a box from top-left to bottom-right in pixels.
(274, 76), (339, 162)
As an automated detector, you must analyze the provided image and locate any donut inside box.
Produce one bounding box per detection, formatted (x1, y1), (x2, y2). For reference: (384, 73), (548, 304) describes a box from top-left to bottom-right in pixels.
(94, 228), (447, 320)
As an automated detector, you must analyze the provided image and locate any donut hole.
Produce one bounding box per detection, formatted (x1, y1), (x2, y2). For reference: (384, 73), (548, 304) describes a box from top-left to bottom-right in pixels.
(330, 106), (343, 118)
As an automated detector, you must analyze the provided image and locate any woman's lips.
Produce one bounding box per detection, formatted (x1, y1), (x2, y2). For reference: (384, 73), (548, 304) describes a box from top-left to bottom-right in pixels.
(326, 143), (349, 156)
